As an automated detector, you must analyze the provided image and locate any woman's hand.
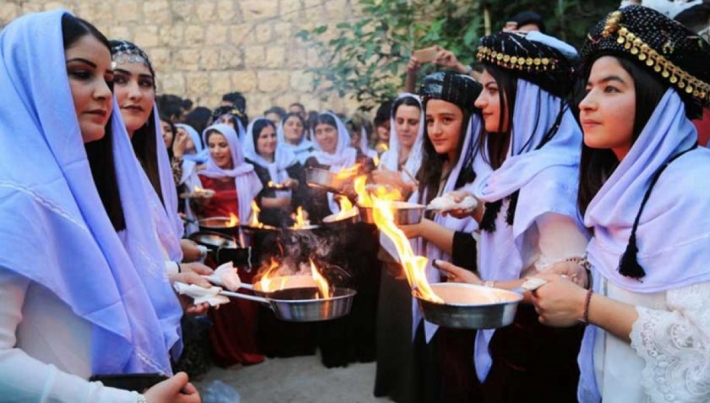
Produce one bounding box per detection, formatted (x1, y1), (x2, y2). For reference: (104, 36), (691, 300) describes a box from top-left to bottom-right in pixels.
(172, 130), (190, 159)
(180, 239), (205, 263)
(398, 218), (426, 239)
(407, 55), (421, 74)
(546, 260), (588, 289)
(281, 178), (299, 191)
(531, 273), (587, 328)
(169, 271), (212, 315)
(440, 190), (481, 219)
(144, 372), (201, 403)
(433, 259), (482, 285)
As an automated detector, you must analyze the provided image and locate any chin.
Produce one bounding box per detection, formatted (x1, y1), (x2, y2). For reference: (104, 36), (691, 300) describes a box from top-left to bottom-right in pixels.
(80, 126), (106, 143)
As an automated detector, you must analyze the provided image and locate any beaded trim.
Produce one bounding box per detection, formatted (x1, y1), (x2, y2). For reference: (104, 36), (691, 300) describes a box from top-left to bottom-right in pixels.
(599, 10), (710, 104)
(476, 45), (559, 72)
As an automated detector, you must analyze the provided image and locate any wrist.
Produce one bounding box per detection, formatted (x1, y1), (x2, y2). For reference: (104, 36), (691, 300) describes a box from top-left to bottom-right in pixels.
(579, 288), (594, 323)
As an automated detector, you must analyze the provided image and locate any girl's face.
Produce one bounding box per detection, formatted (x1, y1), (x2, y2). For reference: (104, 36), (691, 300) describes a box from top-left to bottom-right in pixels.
(208, 133), (233, 169)
(65, 35), (113, 143)
(394, 104), (421, 149)
(218, 115), (236, 130)
(113, 61), (155, 136)
(160, 119), (173, 148)
(579, 56), (636, 160)
(283, 116), (304, 144)
(314, 123), (338, 154)
(475, 69), (509, 133)
(350, 128), (361, 148)
(256, 125), (277, 158)
(426, 99), (464, 160)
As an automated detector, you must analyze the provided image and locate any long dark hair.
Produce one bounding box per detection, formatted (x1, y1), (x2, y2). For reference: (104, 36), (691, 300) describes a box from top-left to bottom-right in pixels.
(252, 119), (276, 156)
(480, 64), (518, 170)
(577, 56), (668, 216)
(391, 95), (421, 118)
(416, 102), (473, 206)
(63, 14), (126, 231)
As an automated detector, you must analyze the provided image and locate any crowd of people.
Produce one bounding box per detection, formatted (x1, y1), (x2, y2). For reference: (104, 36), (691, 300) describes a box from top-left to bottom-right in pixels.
(1, 1), (710, 402)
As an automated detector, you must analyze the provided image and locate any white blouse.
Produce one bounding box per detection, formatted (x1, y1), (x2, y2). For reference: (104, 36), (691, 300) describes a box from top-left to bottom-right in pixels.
(594, 278), (710, 402)
(0, 268), (140, 402)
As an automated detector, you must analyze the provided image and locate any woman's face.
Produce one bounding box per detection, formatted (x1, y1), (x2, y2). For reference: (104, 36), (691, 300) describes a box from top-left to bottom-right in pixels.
(376, 121), (391, 142)
(256, 125), (277, 158)
(426, 99), (464, 160)
(65, 35), (113, 143)
(176, 127), (196, 152)
(113, 60), (155, 136)
(394, 104), (421, 149)
(349, 128), (361, 148)
(315, 123), (338, 154)
(579, 56), (636, 160)
(283, 116), (304, 144)
(160, 119), (173, 148)
(208, 133), (233, 169)
(218, 115), (236, 130)
(475, 69), (509, 133)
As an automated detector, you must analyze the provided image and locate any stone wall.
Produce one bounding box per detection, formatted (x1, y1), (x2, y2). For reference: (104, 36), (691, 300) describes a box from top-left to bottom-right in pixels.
(1, 0), (361, 115)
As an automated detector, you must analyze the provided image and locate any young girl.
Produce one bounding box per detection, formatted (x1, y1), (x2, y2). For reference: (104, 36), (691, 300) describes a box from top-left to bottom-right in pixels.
(0, 10), (199, 402)
(532, 6), (710, 402)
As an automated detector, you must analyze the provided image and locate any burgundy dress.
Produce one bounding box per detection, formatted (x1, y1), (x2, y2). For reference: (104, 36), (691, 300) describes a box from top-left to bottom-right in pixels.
(199, 175), (264, 366)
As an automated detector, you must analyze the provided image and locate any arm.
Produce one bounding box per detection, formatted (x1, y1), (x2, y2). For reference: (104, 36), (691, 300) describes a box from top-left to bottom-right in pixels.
(404, 56), (420, 93)
(399, 218), (455, 255)
(0, 269), (140, 403)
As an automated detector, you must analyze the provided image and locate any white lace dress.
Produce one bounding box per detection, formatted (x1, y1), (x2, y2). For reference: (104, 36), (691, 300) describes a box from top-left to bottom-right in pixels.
(593, 278), (710, 402)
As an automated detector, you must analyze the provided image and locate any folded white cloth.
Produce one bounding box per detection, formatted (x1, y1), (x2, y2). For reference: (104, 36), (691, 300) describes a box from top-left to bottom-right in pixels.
(202, 262), (242, 291)
(173, 282), (230, 307)
(428, 193), (478, 212)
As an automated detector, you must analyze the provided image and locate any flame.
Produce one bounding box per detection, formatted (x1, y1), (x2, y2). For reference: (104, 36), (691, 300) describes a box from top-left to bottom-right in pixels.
(193, 185), (205, 193)
(334, 163), (361, 180)
(249, 201), (263, 228)
(338, 196), (353, 212)
(309, 259), (331, 299)
(373, 155), (380, 167)
(227, 213), (239, 227)
(258, 257), (281, 292)
(371, 195), (442, 303)
(267, 180), (275, 188)
(354, 175), (402, 208)
(291, 206), (310, 229)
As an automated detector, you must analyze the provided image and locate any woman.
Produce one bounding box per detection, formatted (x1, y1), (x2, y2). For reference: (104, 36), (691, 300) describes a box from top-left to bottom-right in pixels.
(243, 117), (307, 227)
(110, 40), (208, 267)
(303, 112), (378, 367)
(196, 123), (265, 366)
(532, 6), (710, 402)
(212, 105), (248, 138)
(175, 123), (209, 165)
(393, 72), (484, 403)
(441, 31), (589, 402)
(372, 93), (425, 197)
(0, 10), (199, 402)
(304, 112), (374, 223)
(346, 113), (378, 159)
(277, 112), (315, 164)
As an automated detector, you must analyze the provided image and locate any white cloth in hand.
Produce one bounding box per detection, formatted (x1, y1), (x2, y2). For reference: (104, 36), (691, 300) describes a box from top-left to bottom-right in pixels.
(173, 282), (229, 307)
(428, 193), (478, 212)
(202, 262), (242, 291)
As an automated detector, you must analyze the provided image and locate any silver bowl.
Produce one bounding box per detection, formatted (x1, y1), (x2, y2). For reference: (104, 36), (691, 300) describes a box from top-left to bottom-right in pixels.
(414, 282), (523, 329)
(358, 201), (425, 225)
(305, 167), (346, 193)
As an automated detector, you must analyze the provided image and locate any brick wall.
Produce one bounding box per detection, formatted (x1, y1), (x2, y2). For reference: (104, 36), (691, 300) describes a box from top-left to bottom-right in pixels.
(1, 0), (362, 115)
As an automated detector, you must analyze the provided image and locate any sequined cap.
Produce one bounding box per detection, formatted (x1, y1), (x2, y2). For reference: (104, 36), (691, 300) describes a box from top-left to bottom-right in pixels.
(419, 71), (482, 113)
(109, 39), (155, 79)
(582, 5), (710, 117)
(476, 31), (579, 97)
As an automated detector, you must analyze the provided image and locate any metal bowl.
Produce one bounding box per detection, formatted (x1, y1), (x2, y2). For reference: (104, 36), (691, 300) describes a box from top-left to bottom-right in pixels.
(414, 282), (523, 329)
(252, 275), (319, 297)
(358, 201), (425, 225)
(197, 217), (239, 237)
(188, 231), (252, 267)
(322, 208), (360, 227)
(305, 167), (346, 193)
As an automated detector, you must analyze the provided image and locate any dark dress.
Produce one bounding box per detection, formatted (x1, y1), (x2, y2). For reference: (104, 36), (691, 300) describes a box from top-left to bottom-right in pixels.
(303, 155), (380, 368)
(244, 160), (319, 358)
(198, 175), (264, 367)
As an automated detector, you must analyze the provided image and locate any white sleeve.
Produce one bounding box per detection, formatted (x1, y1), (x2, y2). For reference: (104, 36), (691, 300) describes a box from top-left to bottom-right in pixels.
(534, 212), (589, 272)
(0, 269), (141, 403)
(630, 282), (710, 403)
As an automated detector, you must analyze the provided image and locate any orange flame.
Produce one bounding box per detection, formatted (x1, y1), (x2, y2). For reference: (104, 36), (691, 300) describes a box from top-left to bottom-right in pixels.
(291, 206), (310, 229)
(371, 196), (442, 303)
(354, 175), (402, 208)
(334, 163), (361, 180)
(338, 196), (353, 212)
(309, 259), (331, 299)
(258, 257), (281, 292)
(249, 201), (263, 228)
(373, 155), (380, 167)
(227, 213), (239, 227)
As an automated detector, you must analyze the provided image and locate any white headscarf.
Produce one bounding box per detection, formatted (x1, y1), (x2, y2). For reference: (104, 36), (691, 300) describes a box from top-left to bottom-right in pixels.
(311, 112), (358, 213)
(379, 93), (425, 182)
(201, 124), (263, 223)
(277, 114), (315, 164)
(243, 117), (298, 198)
(175, 123), (209, 164)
